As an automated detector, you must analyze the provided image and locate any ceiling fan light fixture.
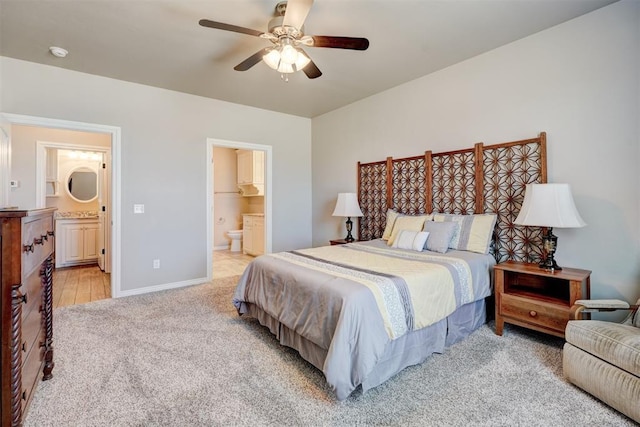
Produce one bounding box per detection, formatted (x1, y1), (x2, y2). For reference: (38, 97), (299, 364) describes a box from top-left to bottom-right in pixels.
(263, 48), (281, 69)
(294, 49), (311, 70)
(263, 45), (310, 74)
(280, 44), (298, 65)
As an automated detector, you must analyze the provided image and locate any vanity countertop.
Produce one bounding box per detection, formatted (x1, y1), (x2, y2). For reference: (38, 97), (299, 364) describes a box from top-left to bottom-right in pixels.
(55, 211), (99, 219)
(242, 213), (264, 217)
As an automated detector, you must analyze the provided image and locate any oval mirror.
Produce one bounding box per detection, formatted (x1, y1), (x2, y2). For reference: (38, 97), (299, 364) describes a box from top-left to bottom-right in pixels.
(66, 167), (98, 203)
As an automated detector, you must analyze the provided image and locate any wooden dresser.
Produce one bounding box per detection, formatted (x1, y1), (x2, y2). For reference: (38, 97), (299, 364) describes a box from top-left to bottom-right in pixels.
(1, 208), (56, 426)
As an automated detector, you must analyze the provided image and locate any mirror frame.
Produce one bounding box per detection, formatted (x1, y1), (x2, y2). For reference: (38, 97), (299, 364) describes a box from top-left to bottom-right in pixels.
(65, 166), (98, 203)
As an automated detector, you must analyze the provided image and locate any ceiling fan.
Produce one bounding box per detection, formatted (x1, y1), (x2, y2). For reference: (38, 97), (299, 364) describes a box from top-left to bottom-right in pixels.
(199, 0), (369, 80)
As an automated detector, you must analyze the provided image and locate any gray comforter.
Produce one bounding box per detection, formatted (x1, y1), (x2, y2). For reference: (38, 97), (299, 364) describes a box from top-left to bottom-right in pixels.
(233, 240), (494, 400)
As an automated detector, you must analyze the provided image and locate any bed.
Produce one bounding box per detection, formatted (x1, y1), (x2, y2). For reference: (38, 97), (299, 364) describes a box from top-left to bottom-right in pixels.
(232, 133), (548, 400)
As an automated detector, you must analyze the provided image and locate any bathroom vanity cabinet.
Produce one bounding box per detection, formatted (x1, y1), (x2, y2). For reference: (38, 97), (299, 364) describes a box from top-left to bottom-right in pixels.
(55, 218), (99, 267)
(242, 214), (264, 256)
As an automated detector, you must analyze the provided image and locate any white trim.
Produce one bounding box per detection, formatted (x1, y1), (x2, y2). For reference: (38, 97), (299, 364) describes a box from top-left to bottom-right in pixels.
(213, 244), (231, 251)
(0, 116), (12, 208)
(117, 277), (208, 298)
(2, 113), (122, 298)
(206, 138), (272, 281)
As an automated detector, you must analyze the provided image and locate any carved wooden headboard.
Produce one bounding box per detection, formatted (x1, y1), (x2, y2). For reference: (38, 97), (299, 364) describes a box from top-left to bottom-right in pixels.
(357, 132), (547, 263)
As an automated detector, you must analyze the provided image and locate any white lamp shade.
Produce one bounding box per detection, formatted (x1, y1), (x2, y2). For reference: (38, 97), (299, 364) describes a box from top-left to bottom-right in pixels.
(332, 193), (363, 217)
(514, 183), (586, 228)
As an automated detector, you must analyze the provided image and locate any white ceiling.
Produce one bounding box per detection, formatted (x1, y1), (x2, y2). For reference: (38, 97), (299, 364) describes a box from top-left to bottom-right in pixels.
(0, 0), (616, 118)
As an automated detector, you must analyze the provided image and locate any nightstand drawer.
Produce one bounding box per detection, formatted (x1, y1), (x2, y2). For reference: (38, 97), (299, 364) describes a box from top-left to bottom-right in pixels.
(501, 294), (569, 333)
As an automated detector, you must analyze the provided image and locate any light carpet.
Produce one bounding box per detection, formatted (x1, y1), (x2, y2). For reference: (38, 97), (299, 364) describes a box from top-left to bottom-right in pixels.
(24, 276), (634, 426)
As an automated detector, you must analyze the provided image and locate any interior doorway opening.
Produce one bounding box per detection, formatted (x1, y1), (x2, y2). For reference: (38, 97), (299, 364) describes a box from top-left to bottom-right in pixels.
(206, 138), (272, 281)
(2, 113), (122, 298)
(35, 141), (112, 274)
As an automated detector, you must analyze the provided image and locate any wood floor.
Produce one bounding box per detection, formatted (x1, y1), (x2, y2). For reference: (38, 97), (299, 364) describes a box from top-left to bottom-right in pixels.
(53, 264), (111, 309)
(53, 250), (254, 308)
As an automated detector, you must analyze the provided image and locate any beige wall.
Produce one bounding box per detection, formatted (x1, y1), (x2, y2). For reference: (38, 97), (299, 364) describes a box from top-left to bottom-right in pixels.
(9, 124), (110, 209)
(312, 0), (640, 303)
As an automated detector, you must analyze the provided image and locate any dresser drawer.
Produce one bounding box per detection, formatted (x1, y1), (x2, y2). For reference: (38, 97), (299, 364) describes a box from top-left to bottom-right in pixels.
(21, 269), (43, 321)
(22, 215), (54, 278)
(21, 328), (46, 413)
(21, 291), (44, 357)
(500, 293), (569, 333)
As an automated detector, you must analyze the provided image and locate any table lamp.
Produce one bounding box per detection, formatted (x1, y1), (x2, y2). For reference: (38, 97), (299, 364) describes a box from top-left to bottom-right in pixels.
(332, 193), (363, 242)
(514, 183), (586, 270)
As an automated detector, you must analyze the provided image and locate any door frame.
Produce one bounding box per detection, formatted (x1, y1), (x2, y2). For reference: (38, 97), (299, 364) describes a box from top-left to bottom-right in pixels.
(35, 141), (112, 273)
(2, 113), (122, 297)
(0, 117), (10, 208)
(206, 138), (272, 281)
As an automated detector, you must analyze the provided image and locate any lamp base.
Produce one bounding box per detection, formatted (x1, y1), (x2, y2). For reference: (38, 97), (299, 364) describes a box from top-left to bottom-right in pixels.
(344, 217), (355, 242)
(539, 227), (562, 271)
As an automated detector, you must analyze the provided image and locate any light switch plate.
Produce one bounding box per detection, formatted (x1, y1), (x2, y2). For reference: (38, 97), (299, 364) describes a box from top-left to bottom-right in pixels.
(133, 204), (144, 214)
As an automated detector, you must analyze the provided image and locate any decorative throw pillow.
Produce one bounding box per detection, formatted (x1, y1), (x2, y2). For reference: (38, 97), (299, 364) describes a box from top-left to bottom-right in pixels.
(422, 221), (458, 253)
(392, 230), (430, 252)
(381, 209), (401, 241)
(387, 214), (432, 246)
(432, 213), (497, 254)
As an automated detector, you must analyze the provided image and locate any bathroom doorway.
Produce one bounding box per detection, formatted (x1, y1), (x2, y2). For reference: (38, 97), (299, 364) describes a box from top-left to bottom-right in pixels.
(35, 141), (112, 274)
(2, 113), (122, 298)
(206, 138), (272, 282)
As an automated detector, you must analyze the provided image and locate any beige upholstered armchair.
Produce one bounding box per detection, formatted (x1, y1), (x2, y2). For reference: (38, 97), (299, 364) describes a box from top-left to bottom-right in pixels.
(563, 298), (640, 423)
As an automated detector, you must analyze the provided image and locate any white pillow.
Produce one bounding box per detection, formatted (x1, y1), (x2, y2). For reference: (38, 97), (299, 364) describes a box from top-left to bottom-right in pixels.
(392, 230), (430, 252)
(432, 213), (497, 254)
(387, 214), (432, 246)
(381, 209), (401, 241)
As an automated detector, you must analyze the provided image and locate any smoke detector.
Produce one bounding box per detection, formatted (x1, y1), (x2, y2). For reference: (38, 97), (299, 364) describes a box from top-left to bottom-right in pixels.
(49, 46), (68, 58)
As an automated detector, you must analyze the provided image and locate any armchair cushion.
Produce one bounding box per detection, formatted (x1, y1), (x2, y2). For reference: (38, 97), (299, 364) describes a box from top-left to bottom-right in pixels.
(565, 320), (640, 377)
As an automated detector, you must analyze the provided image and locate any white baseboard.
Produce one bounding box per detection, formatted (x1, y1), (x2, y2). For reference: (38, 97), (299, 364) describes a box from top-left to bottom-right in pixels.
(213, 245), (230, 251)
(115, 276), (208, 298)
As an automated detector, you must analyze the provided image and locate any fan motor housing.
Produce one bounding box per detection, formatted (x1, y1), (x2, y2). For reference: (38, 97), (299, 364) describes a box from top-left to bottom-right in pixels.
(268, 15), (304, 38)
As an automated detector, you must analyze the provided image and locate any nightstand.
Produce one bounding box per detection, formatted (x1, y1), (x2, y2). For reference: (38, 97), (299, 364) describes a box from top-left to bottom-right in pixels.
(330, 239), (357, 245)
(494, 261), (591, 338)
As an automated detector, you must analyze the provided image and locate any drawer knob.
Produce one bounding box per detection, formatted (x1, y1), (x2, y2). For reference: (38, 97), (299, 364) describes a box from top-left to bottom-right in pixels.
(529, 310), (537, 318)
(47, 230), (55, 237)
(41, 233), (48, 241)
(23, 243), (34, 253)
(34, 237), (44, 245)
(13, 292), (27, 304)
(22, 391), (27, 401)
(22, 342), (26, 352)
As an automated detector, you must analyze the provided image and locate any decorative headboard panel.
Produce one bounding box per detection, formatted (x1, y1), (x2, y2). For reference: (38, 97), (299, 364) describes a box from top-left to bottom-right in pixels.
(357, 132), (547, 263)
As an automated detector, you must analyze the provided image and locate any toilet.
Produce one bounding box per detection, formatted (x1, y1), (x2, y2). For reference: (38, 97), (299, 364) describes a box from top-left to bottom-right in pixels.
(227, 230), (243, 252)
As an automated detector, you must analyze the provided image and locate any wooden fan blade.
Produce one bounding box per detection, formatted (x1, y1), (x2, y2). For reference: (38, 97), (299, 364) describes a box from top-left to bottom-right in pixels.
(234, 48), (270, 71)
(199, 19), (263, 37)
(282, 0), (314, 30)
(311, 36), (369, 50)
(302, 59), (322, 79)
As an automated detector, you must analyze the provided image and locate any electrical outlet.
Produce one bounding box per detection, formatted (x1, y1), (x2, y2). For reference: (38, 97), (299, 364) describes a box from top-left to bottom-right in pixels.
(153, 259), (160, 269)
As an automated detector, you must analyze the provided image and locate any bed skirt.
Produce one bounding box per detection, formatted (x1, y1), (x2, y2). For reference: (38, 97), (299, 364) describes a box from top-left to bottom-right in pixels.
(243, 298), (487, 398)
